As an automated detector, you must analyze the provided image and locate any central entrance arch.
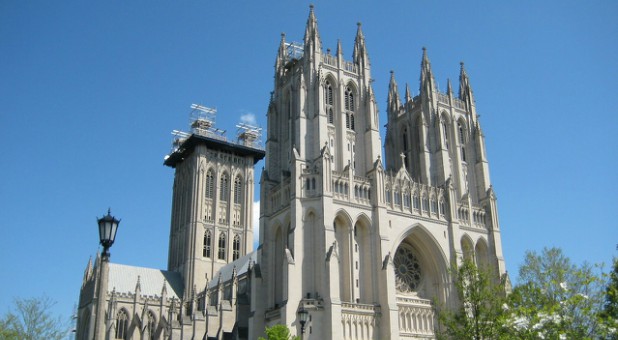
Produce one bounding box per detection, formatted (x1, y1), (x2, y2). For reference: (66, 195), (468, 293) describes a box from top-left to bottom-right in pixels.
(391, 224), (450, 337)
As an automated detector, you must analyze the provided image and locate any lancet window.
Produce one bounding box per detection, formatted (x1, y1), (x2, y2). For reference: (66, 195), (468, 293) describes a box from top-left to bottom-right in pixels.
(234, 176), (242, 204)
(345, 86), (355, 130)
(205, 169), (214, 199)
(325, 80), (334, 124)
(218, 232), (226, 260)
(233, 234), (241, 260)
(115, 309), (128, 340)
(203, 230), (211, 258)
(220, 173), (229, 201)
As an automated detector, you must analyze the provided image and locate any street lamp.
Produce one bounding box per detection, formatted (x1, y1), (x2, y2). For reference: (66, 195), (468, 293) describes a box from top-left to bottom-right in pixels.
(98, 209), (120, 259)
(94, 209), (120, 339)
(298, 307), (309, 336)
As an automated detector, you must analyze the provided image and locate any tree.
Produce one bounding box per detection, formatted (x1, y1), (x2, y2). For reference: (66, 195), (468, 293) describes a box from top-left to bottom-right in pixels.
(506, 247), (609, 339)
(600, 257), (618, 339)
(258, 324), (300, 340)
(0, 296), (68, 340)
(436, 259), (509, 340)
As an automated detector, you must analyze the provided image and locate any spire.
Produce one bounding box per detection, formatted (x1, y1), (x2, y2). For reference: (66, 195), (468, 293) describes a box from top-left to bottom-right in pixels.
(420, 47), (435, 95)
(458, 61), (475, 104)
(405, 83), (412, 103)
(353, 22), (369, 66)
(336, 39), (343, 58)
(303, 5), (321, 53)
(275, 33), (287, 72)
(82, 257), (93, 285)
(135, 275), (142, 294)
(447, 78), (453, 96)
(161, 279), (168, 297)
(388, 70), (402, 114)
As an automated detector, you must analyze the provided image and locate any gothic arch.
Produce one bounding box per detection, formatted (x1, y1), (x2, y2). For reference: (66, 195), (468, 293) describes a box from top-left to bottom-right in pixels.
(475, 237), (489, 270)
(460, 234), (475, 262)
(333, 211), (354, 302)
(115, 308), (130, 340)
(353, 213), (374, 303)
(391, 224), (450, 303)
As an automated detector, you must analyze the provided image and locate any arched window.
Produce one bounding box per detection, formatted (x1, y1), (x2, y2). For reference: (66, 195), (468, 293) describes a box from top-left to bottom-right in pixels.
(442, 120), (449, 149)
(220, 173), (229, 201)
(325, 81), (333, 106)
(145, 311), (156, 340)
(345, 86), (355, 131)
(203, 230), (211, 258)
(115, 309), (128, 340)
(233, 234), (241, 261)
(218, 232), (226, 260)
(345, 87), (354, 111)
(234, 176), (242, 204)
(458, 121), (467, 162)
(205, 169), (214, 199)
(325, 81), (334, 124)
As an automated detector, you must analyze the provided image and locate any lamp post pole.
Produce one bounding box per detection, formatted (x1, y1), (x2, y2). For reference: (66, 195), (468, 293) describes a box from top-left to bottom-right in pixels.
(297, 307), (309, 340)
(93, 209), (120, 340)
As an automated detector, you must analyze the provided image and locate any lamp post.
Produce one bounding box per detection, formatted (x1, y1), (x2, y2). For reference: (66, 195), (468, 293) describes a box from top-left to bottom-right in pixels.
(94, 209), (120, 340)
(298, 307), (309, 339)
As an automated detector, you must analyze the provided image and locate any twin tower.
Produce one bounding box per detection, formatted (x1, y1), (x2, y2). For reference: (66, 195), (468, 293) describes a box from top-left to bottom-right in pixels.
(80, 6), (507, 340)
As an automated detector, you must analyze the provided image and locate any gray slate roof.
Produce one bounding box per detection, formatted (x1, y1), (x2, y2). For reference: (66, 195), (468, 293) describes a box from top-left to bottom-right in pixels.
(208, 251), (256, 289)
(108, 263), (184, 300)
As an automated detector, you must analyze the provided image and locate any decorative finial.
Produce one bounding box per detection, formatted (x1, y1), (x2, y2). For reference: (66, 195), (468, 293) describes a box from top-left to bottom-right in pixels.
(309, 4), (314, 10)
(357, 22), (362, 27)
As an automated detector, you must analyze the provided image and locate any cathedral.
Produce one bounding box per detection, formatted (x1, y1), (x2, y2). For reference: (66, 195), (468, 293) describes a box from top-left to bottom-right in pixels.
(76, 6), (507, 340)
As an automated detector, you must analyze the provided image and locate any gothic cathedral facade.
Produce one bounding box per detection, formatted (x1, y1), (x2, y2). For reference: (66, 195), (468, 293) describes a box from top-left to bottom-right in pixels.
(251, 6), (506, 339)
(76, 6), (507, 340)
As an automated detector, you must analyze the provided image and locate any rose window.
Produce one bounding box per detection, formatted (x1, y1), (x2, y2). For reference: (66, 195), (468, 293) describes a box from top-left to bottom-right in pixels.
(394, 246), (421, 292)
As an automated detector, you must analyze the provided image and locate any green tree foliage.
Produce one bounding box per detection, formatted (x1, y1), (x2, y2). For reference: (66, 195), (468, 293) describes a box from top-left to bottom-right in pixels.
(258, 324), (300, 340)
(436, 259), (509, 340)
(0, 296), (68, 340)
(600, 257), (618, 339)
(506, 247), (611, 339)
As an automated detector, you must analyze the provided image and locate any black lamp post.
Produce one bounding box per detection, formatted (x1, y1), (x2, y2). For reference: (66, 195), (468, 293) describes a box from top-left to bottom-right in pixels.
(94, 209), (120, 339)
(298, 307), (309, 336)
(97, 209), (120, 259)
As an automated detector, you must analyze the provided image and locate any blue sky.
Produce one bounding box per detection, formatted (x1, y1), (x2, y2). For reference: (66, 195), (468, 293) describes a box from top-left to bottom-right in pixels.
(1, 0), (617, 326)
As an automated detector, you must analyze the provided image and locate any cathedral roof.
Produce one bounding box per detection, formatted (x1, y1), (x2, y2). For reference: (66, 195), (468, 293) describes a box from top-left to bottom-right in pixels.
(208, 251), (256, 289)
(107, 263), (183, 299)
(164, 133), (265, 168)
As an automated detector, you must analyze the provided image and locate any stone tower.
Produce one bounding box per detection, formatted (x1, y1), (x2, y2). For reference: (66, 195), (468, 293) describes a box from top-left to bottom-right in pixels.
(251, 6), (506, 339)
(164, 108), (265, 303)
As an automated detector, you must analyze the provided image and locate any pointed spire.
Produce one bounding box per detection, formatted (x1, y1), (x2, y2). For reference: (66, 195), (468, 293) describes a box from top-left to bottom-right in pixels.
(447, 78), (453, 96)
(135, 275), (142, 293)
(420, 47), (435, 94)
(458, 61), (474, 103)
(405, 83), (412, 103)
(388, 70), (402, 112)
(353, 22), (368, 65)
(421, 47), (433, 91)
(161, 279), (168, 296)
(275, 33), (287, 71)
(336, 39), (343, 57)
(82, 257), (93, 286)
(303, 4), (321, 53)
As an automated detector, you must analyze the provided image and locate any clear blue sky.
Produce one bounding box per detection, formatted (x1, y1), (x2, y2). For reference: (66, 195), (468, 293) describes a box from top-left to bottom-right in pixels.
(1, 0), (617, 327)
